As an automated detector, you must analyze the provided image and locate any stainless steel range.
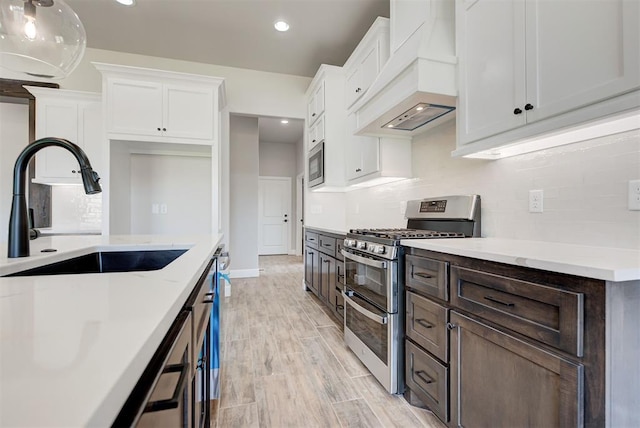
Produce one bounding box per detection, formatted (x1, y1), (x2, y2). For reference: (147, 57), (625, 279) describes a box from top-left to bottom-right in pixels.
(341, 195), (481, 394)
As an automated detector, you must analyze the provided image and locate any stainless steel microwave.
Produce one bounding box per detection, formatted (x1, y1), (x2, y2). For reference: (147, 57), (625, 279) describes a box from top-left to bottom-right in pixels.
(308, 142), (324, 188)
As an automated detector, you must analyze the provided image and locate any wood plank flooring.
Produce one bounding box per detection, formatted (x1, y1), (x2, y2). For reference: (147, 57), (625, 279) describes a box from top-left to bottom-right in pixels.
(212, 255), (445, 428)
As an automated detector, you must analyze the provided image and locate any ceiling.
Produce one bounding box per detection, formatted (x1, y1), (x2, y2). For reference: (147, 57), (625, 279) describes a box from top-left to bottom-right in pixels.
(258, 117), (304, 144)
(65, 0), (390, 78)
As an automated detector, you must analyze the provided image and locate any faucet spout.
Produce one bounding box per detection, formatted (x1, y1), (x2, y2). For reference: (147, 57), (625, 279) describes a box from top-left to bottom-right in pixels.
(7, 137), (102, 258)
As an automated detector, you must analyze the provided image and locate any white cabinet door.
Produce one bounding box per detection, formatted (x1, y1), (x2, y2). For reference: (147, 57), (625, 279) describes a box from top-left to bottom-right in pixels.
(360, 43), (380, 96)
(345, 42), (381, 109)
(35, 102), (80, 181)
(107, 79), (163, 137)
(346, 113), (379, 181)
(345, 66), (361, 108)
(308, 82), (325, 125)
(524, 0), (640, 123)
(163, 84), (214, 140)
(457, 0), (526, 145)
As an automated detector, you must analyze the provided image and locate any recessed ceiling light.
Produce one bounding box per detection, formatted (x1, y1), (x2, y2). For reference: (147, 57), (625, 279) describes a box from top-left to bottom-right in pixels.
(274, 20), (289, 32)
(116, 0), (135, 6)
(281, 119), (289, 124)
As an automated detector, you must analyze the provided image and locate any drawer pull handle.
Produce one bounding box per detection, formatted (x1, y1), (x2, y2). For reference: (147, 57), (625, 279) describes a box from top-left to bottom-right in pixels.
(414, 272), (434, 279)
(415, 370), (434, 385)
(145, 362), (190, 412)
(308, 238), (316, 241)
(416, 318), (434, 329)
(323, 243), (331, 247)
(446, 322), (457, 330)
(484, 295), (515, 307)
(323, 259), (330, 263)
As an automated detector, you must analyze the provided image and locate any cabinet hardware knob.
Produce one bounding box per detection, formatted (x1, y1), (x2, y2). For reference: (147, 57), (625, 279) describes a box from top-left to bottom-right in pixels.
(162, 128), (167, 131)
(157, 127), (161, 131)
(513, 108), (523, 115)
(446, 322), (457, 330)
(284, 219), (288, 222)
(312, 139), (316, 143)
(72, 170), (77, 174)
(355, 168), (362, 172)
(312, 113), (316, 117)
(524, 103), (534, 111)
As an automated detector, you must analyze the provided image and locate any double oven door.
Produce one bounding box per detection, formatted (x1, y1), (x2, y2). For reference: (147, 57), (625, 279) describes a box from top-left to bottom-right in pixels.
(341, 249), (402, 394)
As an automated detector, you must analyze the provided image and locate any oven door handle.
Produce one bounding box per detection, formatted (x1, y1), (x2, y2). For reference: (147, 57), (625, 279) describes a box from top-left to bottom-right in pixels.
(341, 249), (387, 269)
(343, 292), (388, 325)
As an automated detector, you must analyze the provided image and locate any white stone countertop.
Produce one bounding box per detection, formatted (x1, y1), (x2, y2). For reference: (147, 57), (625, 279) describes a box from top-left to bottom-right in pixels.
(0, 234), (223, 427)
(304, 226), (348, 237)
(400, 238), (640, 282)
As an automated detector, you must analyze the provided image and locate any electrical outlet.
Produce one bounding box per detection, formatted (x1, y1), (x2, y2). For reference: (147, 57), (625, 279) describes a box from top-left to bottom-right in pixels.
(629, 180), (640, 211)
(529, 190), (543, 213)
(160, 203), (168, 215)
(151, 203), (159, 214)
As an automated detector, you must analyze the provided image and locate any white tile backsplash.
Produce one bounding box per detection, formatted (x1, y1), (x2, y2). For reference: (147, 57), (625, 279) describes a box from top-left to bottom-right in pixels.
(345, 121), (640, 249)
(51, 186), (102, 232)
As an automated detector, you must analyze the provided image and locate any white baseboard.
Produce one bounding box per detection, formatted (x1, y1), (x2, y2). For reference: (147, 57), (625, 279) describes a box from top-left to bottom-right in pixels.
(230, 269), (259, 278)
(288, 249), (298, 256)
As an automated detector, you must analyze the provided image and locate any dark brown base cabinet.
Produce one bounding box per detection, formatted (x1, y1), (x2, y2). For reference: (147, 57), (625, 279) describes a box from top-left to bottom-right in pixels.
(304, 228), (345, 321)
(404, 248), (608, 428)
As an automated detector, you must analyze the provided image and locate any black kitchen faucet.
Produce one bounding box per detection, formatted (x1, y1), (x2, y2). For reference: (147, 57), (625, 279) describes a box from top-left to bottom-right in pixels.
(7, 137), (101, 258)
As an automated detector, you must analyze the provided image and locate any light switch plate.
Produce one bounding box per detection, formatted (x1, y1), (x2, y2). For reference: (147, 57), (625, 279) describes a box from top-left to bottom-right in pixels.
(529, 190), (543, 213)
(629, 180), (640, 210)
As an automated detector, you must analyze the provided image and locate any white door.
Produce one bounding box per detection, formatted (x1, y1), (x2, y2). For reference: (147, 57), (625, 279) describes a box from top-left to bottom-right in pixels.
(258, 177), (291, 255)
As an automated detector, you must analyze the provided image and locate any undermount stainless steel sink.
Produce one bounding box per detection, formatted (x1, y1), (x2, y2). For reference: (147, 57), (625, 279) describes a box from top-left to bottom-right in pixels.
(3, 249), (188, 277)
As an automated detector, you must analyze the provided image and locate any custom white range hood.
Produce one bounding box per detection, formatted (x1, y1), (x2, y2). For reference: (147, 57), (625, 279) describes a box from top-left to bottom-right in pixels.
(353, 0), (457, 138)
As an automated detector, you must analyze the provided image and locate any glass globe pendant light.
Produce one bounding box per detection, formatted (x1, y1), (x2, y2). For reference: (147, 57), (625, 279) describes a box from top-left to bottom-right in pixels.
(0, 0), (86, 79)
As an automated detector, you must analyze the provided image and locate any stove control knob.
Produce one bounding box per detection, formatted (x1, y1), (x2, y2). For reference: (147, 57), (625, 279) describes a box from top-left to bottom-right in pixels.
(344, 239), (356, 247)
(375, 245), (386, 255)
(356, 241), (367, 250)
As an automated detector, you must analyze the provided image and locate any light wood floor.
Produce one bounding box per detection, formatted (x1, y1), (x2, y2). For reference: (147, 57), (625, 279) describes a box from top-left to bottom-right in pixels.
(212, 255), (445, 428)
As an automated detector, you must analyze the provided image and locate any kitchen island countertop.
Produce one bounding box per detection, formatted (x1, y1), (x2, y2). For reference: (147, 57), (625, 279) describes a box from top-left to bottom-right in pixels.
(401, 238), (640, 282)
(0, 234), (223, 427)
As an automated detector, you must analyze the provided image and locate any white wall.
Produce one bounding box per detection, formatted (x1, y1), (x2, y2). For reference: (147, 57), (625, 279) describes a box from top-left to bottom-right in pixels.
(0, 103), (29, 243)
(344, 120), (640, 250)
(129, 154), (211, 235)
(230, 115), (260, 276)
(259, 141), (298, 252)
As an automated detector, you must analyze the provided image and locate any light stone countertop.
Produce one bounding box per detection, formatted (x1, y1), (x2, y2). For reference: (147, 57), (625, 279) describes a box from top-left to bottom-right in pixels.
(0, 234), (223, 427)
(304, 226), (348, 237)
(400, 238), (640, 282)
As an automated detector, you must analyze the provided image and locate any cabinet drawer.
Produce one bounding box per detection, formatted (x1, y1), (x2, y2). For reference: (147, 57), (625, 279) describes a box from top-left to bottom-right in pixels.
(305, 231), (319, 249)
(450, 266), (584, 356)
(406, 292), (448, 362)
(318, 235), (336, 257)
(406, 340), (449, 422)
(406, 255), (449, 301)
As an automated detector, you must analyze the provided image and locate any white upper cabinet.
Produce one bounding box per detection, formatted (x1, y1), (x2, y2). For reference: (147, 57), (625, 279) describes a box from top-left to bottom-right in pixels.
(306, 65), (346, 192)
(345, 113), (412, 187)
(25, 87), (103, 185)
(307, 81), (325, 125)
(346, 113), (379, 181)
(94, 63), (225, 146)
(456, 0), (640, 155)
(308, 115), (325, 150)
(344, 17), (390, 109)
